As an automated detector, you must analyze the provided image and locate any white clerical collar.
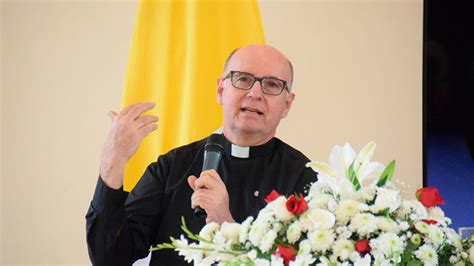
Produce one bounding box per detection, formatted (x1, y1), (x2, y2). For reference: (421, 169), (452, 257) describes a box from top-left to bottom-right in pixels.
(231, 144), (250, 158)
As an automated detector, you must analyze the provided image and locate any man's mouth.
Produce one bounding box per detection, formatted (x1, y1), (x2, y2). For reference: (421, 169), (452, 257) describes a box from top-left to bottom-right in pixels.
(240, 107), (263, 115)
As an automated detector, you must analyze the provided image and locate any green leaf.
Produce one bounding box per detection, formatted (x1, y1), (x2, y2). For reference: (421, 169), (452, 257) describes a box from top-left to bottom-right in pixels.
(376, 160), (396, 187)
(376, 207), (390, 217)
(179, 216), (211, 243)
(149, 238), (177, 251)
(348, 160), (362, 191)
(406, 259), (423, 266)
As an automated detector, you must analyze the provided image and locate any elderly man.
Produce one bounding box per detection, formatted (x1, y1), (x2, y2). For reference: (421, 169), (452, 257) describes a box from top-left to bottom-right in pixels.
(86, 45), (317, 265)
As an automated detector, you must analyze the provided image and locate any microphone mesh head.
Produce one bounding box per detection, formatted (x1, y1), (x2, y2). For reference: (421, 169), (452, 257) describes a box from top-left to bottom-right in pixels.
(205, 134), (225, 153)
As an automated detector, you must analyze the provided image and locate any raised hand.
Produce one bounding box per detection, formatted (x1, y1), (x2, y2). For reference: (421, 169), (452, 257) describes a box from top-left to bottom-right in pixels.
(100, 102), (158, 189)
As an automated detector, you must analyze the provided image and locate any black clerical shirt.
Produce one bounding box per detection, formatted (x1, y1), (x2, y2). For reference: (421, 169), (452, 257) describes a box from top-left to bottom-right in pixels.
(86, 136), (317, 265)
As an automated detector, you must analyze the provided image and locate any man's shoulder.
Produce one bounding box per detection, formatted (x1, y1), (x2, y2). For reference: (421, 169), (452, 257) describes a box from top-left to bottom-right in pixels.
(273, 137), (311, 163)
(161, 137), (207, 159)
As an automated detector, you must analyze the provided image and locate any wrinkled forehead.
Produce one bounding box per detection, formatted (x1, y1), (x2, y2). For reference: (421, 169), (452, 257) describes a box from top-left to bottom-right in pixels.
(226, 46), (292, 83)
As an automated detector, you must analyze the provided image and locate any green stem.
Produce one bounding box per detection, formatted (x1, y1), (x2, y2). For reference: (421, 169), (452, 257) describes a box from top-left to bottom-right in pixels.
(151, 244), (245, 256)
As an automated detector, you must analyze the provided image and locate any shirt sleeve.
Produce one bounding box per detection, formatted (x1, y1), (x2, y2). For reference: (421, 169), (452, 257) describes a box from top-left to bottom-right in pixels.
(86, 158), (168, 266)
(294, 165), (318, 196)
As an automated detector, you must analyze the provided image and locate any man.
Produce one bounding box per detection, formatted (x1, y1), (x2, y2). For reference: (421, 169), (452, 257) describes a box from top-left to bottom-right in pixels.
(86, 45), (317, 265)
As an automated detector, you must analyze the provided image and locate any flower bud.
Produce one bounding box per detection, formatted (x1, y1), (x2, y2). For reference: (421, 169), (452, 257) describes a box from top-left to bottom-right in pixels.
(410, 233), (421, 246)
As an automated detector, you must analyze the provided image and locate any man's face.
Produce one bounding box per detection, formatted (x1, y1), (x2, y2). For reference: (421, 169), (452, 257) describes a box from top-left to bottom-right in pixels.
(217, 46), (295, 142)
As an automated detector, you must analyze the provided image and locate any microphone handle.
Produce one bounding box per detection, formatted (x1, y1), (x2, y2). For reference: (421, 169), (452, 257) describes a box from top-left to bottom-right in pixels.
(194, 150), (223, 218)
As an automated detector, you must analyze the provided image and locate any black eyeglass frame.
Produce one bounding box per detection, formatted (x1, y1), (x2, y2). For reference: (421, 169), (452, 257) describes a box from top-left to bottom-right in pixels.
(223, 70), (290, 96)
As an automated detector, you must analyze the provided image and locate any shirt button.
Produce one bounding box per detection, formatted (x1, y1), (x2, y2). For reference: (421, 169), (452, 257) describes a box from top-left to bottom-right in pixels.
(253, 190), (259, 197)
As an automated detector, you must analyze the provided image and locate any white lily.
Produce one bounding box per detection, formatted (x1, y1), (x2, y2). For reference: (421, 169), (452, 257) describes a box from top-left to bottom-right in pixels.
(307, 142), (385, 192)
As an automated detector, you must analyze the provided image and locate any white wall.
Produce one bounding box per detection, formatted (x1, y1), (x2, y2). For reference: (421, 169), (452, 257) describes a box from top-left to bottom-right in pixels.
(1, 0), (422, 264)
(1, 2), (137, 264)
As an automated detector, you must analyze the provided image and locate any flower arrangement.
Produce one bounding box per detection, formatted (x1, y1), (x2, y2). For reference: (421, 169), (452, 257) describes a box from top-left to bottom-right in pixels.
(151, 142), (474, 266)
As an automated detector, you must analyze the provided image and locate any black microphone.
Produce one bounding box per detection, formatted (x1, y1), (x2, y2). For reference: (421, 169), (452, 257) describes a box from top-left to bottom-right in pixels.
(194, 134), (225, 218)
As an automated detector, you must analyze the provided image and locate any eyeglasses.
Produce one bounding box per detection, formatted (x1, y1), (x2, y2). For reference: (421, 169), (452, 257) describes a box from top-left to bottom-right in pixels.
(223, 71), (289, 96)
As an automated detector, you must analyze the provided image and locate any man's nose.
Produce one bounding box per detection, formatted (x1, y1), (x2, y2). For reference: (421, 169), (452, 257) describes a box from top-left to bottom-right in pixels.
(247, 80), (264, 99)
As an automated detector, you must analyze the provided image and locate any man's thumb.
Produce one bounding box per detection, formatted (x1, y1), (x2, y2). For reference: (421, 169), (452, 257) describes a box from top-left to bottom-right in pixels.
(187, 175), (197, 191)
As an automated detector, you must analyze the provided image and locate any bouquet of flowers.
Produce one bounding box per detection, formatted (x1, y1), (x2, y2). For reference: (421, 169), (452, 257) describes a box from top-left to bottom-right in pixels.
(151, 142), (474, 266)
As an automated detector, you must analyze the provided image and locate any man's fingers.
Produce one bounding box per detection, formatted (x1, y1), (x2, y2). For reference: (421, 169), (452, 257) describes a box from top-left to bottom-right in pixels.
(138, 123), (158, 138)
(191, 191), (212, 209)
(194, 177), (215, 190)
(197, 170), (224, 188)
(107, 111), (118, 120)
(119, 103), (140, 117)
(128, 101), (156, 120)
(187, 175), (197, 191)
(135, 115), (159, 129)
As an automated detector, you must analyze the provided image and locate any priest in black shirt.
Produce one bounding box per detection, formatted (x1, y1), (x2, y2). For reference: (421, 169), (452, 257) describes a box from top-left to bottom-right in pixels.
(86, 45), (318, 265)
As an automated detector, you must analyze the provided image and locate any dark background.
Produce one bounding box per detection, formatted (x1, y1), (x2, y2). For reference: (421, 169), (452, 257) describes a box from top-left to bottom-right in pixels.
(425, 0), (474, 230)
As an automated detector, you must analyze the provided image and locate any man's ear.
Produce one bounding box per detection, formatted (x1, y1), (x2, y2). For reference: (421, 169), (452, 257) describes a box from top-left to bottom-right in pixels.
(216, 78), (224, 105)
(281, 91), (295, 119)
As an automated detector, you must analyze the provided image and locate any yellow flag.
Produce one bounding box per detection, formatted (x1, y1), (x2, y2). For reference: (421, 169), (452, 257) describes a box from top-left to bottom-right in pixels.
(122, 0), (266, 191)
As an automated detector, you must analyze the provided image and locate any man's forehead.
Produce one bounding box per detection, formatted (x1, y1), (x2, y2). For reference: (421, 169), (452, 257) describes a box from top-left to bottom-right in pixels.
(226, 45), (291, 80)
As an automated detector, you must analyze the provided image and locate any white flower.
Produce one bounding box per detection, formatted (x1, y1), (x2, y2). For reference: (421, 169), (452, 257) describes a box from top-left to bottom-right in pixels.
(259, 229), (277, 253)
(353, 254), (372, 266)
(370, 232), (405, 259)
(270, 254), (284, 266)
(249, 212), (272, 246)
(353, 142), (386, 181)
(415, 244), (438, 266)
(328, 143), (356, 179)
(469, 245), (474, 264)
(308, 193), (331, 209)
(449, 255), (460, 264)
(239, 216), (254, 243)
(398, 221), (410, 231)
(212, 231), (228, 250)
(308, 208), (336, 229)
(349, 212), (378, 236)
(426, 225), (445, 248)
(199, 222), (219, 241)
(247, 249), (258, 260)
(332, 239), (355, 260)
(335, 199), (360, 224)
(377, 217), (399, 233)
(287, 221), (302, 244)
(298, 240), (312, 256)
(427, 206), (451, 226)
(271, 196), (293, 222)
(336, 225), (352, 239)
(371, 187), (400, 213)
(414, 221), (430, 234)
(220, 222), (241, 243)
(397, 200), (427, 221)
(290, 254), (316, 266)
(308, 229), (335, 252)
(175, 236), (203, 263)
(255, 258), (271, 266)
(356, 186), (377, 202)
(446, 228), (463, 251)
(315, 256), (330, 266)
(272, 222), (283, 233)
(327, 198), (338, 213)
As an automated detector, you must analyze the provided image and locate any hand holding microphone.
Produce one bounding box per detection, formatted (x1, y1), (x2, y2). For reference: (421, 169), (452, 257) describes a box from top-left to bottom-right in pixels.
(187, 134), (234, 224)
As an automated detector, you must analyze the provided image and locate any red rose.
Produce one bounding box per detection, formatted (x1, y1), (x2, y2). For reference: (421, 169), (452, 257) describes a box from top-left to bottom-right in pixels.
(265, 189), (281, 204)
(355, 239), (372, 256)
(285, 194), (308, 215)
(416, 187), (445, 208)
(420, 219), (437, 225)
(276, 244), (297, 266)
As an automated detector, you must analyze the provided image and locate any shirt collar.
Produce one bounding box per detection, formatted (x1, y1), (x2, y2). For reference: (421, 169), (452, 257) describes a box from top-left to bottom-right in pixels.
(222, 135), (275, 159)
